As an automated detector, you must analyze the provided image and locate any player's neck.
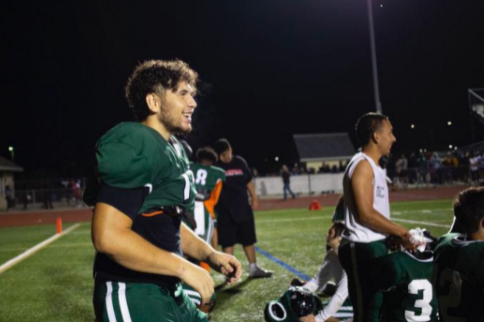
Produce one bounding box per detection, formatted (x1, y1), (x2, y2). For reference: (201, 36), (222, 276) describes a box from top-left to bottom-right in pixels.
(469, 229), (484, 241)
(361, 146), (382, 166)
(142, 118), (171, 141)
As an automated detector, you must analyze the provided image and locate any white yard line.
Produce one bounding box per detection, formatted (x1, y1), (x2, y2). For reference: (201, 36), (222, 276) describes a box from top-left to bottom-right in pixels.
(0, 223), (81, 275)
(392, 218), (450, 228)
(257, 216), (324, 223)
(393, 208), (452, 216)
(258, 209), (452, 229)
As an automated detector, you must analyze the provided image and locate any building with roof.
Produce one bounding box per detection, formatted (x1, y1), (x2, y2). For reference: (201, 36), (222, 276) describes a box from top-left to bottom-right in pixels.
(293, 133), (355, 172)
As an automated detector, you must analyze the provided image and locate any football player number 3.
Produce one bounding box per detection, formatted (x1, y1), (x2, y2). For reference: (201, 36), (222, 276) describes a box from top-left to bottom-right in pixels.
(405, 279), (433, 322)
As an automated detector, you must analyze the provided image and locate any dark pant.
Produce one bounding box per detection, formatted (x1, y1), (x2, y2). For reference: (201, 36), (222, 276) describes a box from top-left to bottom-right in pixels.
(283, 183), (295, 199)
(339, 239), (388, 322)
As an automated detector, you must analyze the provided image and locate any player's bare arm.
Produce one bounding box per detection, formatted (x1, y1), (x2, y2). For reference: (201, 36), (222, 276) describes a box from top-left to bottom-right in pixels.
(180, 223), (242, 285)
(246, 180), (258, 210)
(299, 314), (317, 322)
(352, 160), (416, 251)
(92, 202), (215, 303)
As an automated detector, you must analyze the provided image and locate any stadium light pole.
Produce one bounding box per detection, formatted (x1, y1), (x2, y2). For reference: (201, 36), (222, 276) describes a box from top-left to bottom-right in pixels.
(8, 146), (14, 162)
(367, 0), (382, 114)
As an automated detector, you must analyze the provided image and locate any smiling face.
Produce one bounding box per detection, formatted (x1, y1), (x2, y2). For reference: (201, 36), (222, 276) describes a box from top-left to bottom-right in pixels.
(375, 119), (396, 156)
(156, 81), (197, 135)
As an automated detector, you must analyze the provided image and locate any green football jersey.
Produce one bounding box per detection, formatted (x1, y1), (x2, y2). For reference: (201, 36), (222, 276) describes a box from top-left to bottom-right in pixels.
(189, 162), (226, 195)
(375, 251), (439, 322)
(96, 122), (196, 214)
(93, 122), (196, 286)
(433, 233), (484, 322)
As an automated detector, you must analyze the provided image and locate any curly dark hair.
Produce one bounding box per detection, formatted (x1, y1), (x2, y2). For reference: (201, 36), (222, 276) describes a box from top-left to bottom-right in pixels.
(453, 187), (484, 234)
(125, 59), (198, 121)
(196, 147), (218, 164)
(355, 112), (389, 147)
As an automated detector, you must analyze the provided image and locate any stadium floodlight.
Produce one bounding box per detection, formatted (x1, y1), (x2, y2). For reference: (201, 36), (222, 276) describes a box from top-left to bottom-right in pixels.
(447, 121), (452, 126)
(449, 145), (453, 149)
(8, 146), (14, 162)
(411, 124), (415, 129)
(275, 156), (279, 162)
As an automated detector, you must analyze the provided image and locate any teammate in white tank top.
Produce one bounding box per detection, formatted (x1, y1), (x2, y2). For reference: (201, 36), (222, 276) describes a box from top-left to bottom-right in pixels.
(342, 115), (415, 248)
(339, 113), (418, 322)
(343, 152), (390, 242)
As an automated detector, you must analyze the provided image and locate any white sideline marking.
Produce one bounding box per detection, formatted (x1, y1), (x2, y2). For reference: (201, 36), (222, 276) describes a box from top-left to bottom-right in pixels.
(258, 209), (453, 228)
(257, 216), (323, 223)
(0, 224), (81, 275)
(393, 208), (451, 216)
(258, 208), (452, 224)
(392, 218), (450, 228)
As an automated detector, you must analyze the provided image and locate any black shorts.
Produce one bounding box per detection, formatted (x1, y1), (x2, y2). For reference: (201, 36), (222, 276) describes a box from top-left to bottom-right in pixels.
(218, 217), (257, 248)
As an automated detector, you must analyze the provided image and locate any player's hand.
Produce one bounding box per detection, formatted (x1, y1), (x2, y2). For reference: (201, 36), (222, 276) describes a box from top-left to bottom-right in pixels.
(251, 198), (259, 210)
(326, 226), (336, 240)
(180, 263), (215, 305)
(324, 316), (340, 322)
(299, 314), (317, 322)
(207, 251), (242, 285)
(327, 236), (341, 251)
(400, 231), (418, 252)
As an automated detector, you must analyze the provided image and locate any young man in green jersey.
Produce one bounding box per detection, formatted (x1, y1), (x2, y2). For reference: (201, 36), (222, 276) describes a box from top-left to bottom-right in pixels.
(433, 186), (484, 321)
(88, 60), (242, 322)
(190, 147), (226, 248)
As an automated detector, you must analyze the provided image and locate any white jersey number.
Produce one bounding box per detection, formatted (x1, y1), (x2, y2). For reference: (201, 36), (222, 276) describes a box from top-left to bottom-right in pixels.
(182, 171), (194, 201)
(438, 268), (465, 322)
(405, 279), (433, 322)
(195, 169), (208, 186)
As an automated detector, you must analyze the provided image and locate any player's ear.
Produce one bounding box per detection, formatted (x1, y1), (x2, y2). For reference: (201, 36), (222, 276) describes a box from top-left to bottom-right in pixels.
(371, 131), (379, 144)
(145, 93), (161, 113)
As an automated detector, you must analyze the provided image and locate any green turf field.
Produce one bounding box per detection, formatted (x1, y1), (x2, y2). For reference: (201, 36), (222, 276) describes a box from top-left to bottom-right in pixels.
(0, 199), (454, 322)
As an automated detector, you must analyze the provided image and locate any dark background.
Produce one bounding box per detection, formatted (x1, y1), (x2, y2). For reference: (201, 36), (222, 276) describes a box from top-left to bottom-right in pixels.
(1, 0), (484, 177)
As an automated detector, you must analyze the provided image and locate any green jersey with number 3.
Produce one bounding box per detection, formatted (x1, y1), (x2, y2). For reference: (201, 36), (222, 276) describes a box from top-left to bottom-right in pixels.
(375, 251), (439, 322)
(433, 233), (484, 322)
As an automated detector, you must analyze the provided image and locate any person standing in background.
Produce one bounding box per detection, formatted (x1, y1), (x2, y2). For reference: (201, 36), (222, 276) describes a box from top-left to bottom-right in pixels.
(281, 165), (296, 200)
(214, 138), (273, 278)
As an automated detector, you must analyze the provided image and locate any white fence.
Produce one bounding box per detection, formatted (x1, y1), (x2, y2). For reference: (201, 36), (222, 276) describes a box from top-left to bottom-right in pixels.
(254, 173), (344, 196)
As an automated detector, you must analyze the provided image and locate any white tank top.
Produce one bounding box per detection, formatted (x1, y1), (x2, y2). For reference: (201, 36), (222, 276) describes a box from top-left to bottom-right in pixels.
(343, 152), (390, 242)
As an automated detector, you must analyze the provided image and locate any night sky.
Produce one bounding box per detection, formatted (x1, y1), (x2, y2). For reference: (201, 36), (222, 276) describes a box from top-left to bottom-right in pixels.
(1, 0), (484, 177)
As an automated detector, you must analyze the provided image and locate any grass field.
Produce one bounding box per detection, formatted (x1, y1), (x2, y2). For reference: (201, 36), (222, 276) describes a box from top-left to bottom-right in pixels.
(0, 199), (455, 322)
